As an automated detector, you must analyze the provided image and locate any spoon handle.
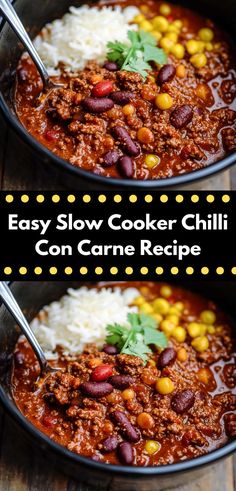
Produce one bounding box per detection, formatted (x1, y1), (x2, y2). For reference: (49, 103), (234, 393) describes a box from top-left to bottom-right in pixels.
(0, 281), (48, 373)
(0, 0), (50, 87)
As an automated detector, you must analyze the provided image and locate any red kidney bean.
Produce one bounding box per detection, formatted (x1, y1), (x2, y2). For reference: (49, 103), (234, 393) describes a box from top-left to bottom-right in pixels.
(80, 381), (113, 398)
(171, 389), (195, 414)
(102, 436), (119, 453)
(91, 364), (113, 382)
(103, 61), (118, 71)
(82, 97), (114, 113)
(110, 375), (135, 389)
(103, 150), (120, 167)
(118, 156), (134, 178)
(158, 348), (177, 369)
(110, 91), (135, 105)
(111, 410), (139, 442)
(91, 80), (113, 98)
(158, 64), (176, 85)
(170, 105), (193, 129)
(117, 442), (134, 465)
(103, 344), (118, 355)
(113, 126), (139, 157)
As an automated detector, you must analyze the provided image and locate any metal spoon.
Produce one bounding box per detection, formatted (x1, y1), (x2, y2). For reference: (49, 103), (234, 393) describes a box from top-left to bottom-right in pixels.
(0, 0), (63, 91)
(0, 281), (59, 376)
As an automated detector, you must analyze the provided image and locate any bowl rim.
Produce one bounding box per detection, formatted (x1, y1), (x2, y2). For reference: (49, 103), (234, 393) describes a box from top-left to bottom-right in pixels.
(0, 11), (236, 189)
(0, 282), (236, 477)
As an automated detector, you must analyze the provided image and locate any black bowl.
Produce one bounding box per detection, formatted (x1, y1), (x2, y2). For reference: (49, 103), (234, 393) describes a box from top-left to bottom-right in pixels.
(0, 281), (235, 489)
(0, 0), (236, 190)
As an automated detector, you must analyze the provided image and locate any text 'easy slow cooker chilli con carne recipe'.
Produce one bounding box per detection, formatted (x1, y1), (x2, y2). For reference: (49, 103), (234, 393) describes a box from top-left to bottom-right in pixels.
(12, 283), (236, 466)
(15, 1), (236, 180)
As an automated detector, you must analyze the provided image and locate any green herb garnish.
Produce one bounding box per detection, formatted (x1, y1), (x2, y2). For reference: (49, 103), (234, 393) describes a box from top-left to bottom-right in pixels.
(105, 313), (168, 363)
(107, 30), (167, 79)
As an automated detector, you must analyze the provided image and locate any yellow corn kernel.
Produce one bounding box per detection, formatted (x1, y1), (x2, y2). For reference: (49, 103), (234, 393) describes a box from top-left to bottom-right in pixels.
(191, 336), (209, 352)
(207, 325), (216, 334)
(166, 314), (179, 326)
(148, 359), (156, 367)
(168, 307), (180, 316)
(190, 53), (207, 68)
(187, 322), (202, 338)
(156, 377), (175, 394)
(133, 295), (145, 306)
(122, 104), (135, 116)
(145, 440), (161, 455)
(140, 4), (150, 13)
(198, 27), (214, 42)
(122, 388), (135, 400)
(165, 31), (178, 42)
(196, 83), (209, 101)
(145, 154), (160, 169)
(205, 42), (213, 51)
(174, 301), (184, 312)
(140, 20), (153, 32)
(171, 43), (185, 59)
(159, 37), (174, 53)
(155, 93), (173, 110)
(133, 13), (145, 23)
(173, 19), (183, 29)
(176, 64), (186, 78)
(172, 326), (186, 343)
(160, 285), (172, 298)
(167, 23), (180, 34)
(177, 347), (188, 362)
(140, 286), (150, 296)
(160, 319), (175, 336)
(152, 313), (163, 324)
(151, 30), (162, 42)
(152, 16), (169, 32)
(159, 3), (171, 16)
(214, 42), (221, 50)
(153, 298), (170, 314)
(186, 39), (201, 55)
(137, 412), (155, 429)
(200, 310), (216, 325)
(197, 367), (211, 385)
(216, 326), (223, 333)
(199, 323), (207, 336)
(140, 302), (154, 315)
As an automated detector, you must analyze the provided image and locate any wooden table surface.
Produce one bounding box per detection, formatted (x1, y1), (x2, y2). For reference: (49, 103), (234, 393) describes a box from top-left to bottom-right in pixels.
(0, 114), (235, 490)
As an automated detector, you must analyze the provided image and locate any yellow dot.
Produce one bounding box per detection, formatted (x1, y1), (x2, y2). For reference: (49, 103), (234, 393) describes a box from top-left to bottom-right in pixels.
(125, 267), (133, 275)
(95, 267), (103, 275)
(21, 194), (29, 203)
(49, 267), (57, 275)
(98, 194), (106, 203)
(222, 194), (230, 203)
(171, 267), (179, 275)
(140, 266), (148, 275)
(186, 267), (194, 275)
(216, 267), (224, 275)
(80, 267), (88, 275)
(129, 194), (137, 203)
(191, 194), (199, 203)
(160, 194), (168, 203)
(36, 194), (44, 203)
(175, 194), (184, 203)
(52, 194), (60, 203)
(19, 267), (27, 275)
(206, 194), (214, 203)
(83, 194), (91, 203)
(145, 194), (153, 203)
(201, 267), (209, 275)
(114, 194), (122, 203)
(155, 267), (163, 275)
(34, 267), (42, 275)
(67, 194), (75, 203)
(4, 267), (12, 275)
(231, 267), (236, 275)
(5, 194), (14, 203)
(65, 267), (73, 275)
(110, 267), (118, 275)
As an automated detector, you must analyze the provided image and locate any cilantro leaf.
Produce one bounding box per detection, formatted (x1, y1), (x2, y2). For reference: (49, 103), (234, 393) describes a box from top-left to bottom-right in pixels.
(106, 29), (166, 79)
(105, 312), (168, 364)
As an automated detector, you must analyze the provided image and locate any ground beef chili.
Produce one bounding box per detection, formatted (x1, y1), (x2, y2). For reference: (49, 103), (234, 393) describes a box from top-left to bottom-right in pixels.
(14, 1), (236, 180)
(12, 282), (236, 466)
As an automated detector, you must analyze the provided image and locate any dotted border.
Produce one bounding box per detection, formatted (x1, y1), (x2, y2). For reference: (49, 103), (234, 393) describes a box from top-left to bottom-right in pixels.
(2, 193), (232, 277)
